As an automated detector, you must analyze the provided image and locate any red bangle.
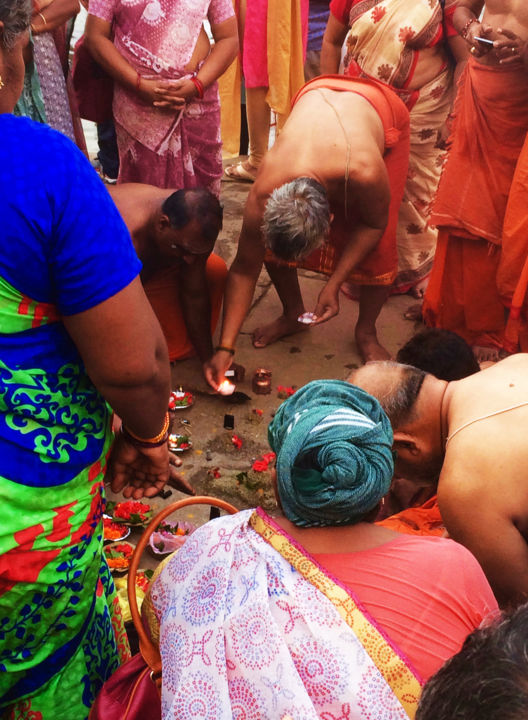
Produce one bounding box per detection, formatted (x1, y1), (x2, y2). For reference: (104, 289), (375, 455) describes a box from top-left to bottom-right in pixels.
(136, 72), (142, 91)
(460, 17), (478, 40)
(190, 75), (204, 99)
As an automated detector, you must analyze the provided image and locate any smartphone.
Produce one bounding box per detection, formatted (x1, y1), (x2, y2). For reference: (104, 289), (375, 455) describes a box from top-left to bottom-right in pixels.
(474, 36), (494, 47)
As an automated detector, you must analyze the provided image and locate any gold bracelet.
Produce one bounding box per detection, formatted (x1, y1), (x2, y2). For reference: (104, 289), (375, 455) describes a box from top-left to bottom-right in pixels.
(38, 11), (47, 24)
(123, 411), (170, 444)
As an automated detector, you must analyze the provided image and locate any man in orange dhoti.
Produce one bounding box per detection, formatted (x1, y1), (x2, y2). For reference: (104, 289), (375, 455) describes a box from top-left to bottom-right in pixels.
(109, 184), (227, 373)
(423, 0), (528, 358)
(206, 75), (410, 388)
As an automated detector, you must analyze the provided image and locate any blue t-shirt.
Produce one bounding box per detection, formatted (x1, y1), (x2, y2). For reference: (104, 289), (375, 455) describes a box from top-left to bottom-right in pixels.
(0, 116), (142, 487)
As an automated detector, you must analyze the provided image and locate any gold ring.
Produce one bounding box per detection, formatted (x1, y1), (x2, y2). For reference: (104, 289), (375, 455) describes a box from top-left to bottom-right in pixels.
(470, 46), (476, 55)
(512, 47), (516, 53)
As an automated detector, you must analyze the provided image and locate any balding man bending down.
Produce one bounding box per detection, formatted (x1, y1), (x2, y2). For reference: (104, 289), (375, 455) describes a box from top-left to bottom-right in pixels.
(205, 75), (410, 390)
(350, 354), (528, 607)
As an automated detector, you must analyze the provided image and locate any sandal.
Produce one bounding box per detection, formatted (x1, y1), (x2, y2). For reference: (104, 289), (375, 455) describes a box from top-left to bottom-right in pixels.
(223, 161), (258, 182)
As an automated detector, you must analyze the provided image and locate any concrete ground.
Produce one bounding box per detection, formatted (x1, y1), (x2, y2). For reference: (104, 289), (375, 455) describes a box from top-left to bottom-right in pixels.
(107, 158), (420, 551)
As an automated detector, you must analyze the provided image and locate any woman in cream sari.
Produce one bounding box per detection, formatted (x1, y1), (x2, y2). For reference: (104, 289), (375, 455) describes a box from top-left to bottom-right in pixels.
(321, 0), (470, 298)
(150, 380), (496, 718)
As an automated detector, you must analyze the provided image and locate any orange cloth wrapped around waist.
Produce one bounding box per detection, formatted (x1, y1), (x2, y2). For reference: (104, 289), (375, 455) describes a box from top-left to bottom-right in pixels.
(431, 58), (528, 245)
(266, 75), (410, 285)
(143, 253), (227, 362)
(377, 496), (446, 537)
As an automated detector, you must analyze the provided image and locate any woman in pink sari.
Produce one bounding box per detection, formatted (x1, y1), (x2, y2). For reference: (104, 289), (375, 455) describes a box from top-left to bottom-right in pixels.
(85, 0), (238, 196)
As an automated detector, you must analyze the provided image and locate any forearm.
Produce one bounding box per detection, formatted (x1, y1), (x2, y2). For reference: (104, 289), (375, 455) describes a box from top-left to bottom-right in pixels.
(453, 4), (482, 36)
(320, 38), (342, 75)
(180, 292), (214, 363)
(195, 35), (238, 90)
(219, 261), (260, 348)
(84, 22), (139, 92)
(31, 0), (79, 34)
(94, 345), (170, 439)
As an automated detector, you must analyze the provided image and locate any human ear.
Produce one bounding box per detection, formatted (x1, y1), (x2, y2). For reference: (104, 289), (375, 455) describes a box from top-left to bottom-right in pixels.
(393, 431), (420, 456)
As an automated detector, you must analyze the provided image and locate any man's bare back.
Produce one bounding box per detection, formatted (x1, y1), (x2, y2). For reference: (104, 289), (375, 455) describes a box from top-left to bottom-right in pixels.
(440, 355), (528, 605)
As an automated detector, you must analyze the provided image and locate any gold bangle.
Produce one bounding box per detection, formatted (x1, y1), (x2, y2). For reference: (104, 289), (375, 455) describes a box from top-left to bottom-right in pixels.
(123, 412), (170, 444)
(38, 11), (47, 24)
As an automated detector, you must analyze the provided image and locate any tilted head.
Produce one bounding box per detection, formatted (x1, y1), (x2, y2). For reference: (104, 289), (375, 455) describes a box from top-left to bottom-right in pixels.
(0, 0), (31, 113)
(156, 188), (223, 262)
(267, 379), (394, 527)
(262, 177), (330, 261)
(417, 603), (528, 720)
(348, 361), (444, 482)
(397, 328), (479, 381)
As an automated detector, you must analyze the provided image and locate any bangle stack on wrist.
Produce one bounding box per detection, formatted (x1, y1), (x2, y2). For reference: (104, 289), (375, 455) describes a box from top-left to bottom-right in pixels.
(460, 17), (478, 40)
(190, 74), (204, 99)
(121, 411), (170, 448)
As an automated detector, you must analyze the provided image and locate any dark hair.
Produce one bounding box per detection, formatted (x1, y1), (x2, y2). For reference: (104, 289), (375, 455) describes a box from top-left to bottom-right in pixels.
(0, 0), (31, 49)
(162, 188), (223, 245)
(397, 329), (479, 381)
(417, 604), (528, 720)
(370, 361), (427, 428)
(262, 177), (330, 261)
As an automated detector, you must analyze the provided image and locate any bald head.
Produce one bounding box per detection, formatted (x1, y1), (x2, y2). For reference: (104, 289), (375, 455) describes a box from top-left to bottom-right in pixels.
(347, 361), (428, 429)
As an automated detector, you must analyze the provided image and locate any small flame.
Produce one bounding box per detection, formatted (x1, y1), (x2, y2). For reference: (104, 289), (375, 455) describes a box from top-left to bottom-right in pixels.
(218, 379), (235, 396)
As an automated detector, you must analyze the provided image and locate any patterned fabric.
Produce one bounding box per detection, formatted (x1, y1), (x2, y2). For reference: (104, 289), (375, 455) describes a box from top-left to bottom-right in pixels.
(0, 116), (138, 717)
(88, 0), (234, 195)
(338, 0), (457, 291)
(15, 32), (75, 142)
(151, 509), (421, 719)
(268, 380), (393, 527)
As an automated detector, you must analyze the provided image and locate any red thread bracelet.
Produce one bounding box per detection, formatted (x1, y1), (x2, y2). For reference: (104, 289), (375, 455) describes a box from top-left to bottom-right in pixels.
(190, 75), (204, 99)
(136, 72), (142, 91)
(460, 17), (478, 40)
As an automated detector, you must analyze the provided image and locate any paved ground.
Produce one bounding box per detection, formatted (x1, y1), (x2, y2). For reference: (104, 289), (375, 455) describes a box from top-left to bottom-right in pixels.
(107, 160), (420, 548)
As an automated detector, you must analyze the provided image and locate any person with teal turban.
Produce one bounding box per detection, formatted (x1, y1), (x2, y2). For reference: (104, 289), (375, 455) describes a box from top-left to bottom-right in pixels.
(268, 379), (394, 527)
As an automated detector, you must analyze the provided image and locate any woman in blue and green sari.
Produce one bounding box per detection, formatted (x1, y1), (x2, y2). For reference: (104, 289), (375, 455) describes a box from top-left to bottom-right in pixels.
(0, 2), (192, 716)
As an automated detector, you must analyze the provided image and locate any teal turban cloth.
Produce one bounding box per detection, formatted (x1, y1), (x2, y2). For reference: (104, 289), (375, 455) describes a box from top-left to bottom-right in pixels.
(268, 379), (394, 527)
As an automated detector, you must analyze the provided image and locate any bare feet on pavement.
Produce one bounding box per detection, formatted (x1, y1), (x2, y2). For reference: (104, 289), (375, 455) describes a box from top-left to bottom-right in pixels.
(472, 345), (503, 364)
(403, 303), (423, 322)
(252, 315), (309, 348)
(355, 326), (391, 363)
(410, 277), (429, 299)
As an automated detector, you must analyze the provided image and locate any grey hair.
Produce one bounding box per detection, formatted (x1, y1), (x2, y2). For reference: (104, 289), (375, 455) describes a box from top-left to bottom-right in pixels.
(0, 0), (31, 50)
(417, 604), (528, 720)
(262, 177), (330, 261)
(365, 360), (427, 428)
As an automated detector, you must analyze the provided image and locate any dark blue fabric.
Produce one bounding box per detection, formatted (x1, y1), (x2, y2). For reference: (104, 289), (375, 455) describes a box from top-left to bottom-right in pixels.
(0, 114), (140, 316)
(0, 115), (141, 487)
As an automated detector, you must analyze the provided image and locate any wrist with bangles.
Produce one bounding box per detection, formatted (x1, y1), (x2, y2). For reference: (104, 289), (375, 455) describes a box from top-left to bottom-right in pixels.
(460, 16), (478, 40)
(121, 411), (170, 449)
(215, 345), (235, 356)
(190, 74), (205, 99)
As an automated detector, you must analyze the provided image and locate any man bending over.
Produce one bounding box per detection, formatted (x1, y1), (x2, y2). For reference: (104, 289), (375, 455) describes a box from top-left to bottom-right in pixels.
(205, 75), (410, 389)
(349, 354), (528, 607)
(109, 184), (227, 380)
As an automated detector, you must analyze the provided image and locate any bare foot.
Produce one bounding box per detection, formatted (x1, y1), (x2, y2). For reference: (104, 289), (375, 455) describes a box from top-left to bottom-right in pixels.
(403, 303), (423, 322)
(472, 345), (501, 364)
(409, 278), (429, 299)
(355, 326), (392, 363)
(252, 315), (308, 348)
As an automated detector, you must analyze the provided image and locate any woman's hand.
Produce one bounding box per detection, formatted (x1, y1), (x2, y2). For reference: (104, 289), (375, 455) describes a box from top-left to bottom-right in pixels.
(105, 431), (195, 499)
(153, 78), (198, 108)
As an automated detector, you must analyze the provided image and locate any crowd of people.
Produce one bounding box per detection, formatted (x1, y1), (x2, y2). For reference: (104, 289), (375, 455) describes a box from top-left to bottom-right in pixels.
(2, 0), (528, 717)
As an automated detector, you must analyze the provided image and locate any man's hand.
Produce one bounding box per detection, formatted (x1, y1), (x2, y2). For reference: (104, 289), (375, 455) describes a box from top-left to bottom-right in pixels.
(493, 28), (528, 68)
(465, 21), (493, 57)
(312, 282), (340, 325)
(105, 432), (195, 499)
(203, 349), (234, 391)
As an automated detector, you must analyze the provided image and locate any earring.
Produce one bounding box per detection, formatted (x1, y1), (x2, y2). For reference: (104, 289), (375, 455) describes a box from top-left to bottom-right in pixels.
(0, 76), (4, 90)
